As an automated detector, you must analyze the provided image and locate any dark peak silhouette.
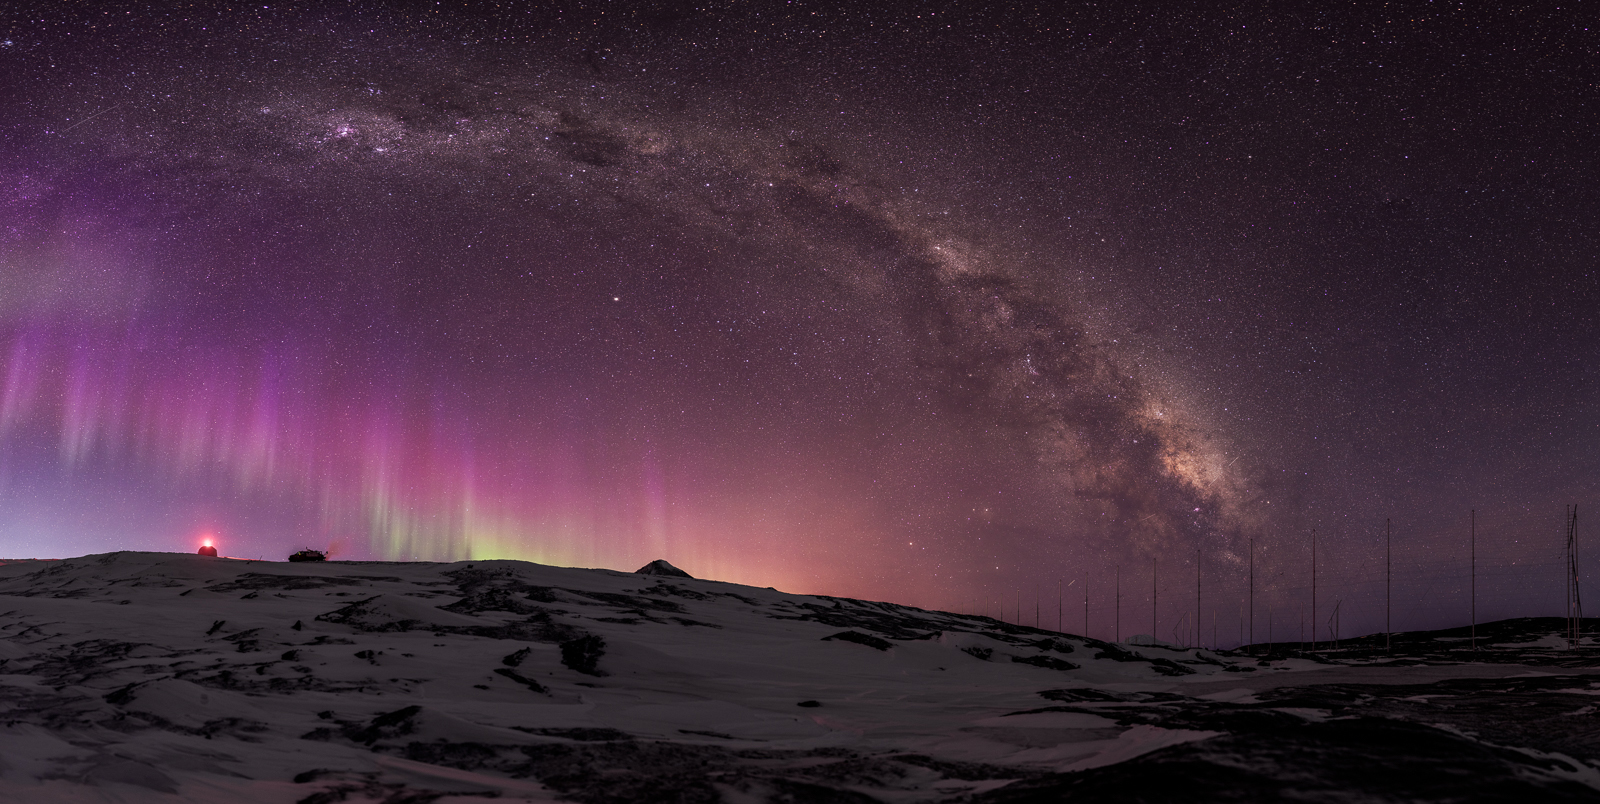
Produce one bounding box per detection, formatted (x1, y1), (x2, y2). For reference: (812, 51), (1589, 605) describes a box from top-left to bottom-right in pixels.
(635, 559), (692, 579)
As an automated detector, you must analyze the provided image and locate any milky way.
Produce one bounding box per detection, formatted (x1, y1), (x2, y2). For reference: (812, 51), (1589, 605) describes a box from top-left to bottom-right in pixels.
(2, 2), (1597, 641)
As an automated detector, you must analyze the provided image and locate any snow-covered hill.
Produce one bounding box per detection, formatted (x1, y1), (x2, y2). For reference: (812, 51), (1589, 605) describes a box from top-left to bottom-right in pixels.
(1, 552), (1598, 802)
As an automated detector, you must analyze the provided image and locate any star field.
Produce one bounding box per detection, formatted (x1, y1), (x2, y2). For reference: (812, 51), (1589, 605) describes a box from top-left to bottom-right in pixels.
(1, 1), (1597, 644)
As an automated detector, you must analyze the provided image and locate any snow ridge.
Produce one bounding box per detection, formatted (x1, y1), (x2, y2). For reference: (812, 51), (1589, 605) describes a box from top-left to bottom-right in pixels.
(1, 552), (1597, 802)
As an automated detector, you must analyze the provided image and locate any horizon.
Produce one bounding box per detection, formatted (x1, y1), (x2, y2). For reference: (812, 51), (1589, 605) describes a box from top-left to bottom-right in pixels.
(8, 544), (1598, 652)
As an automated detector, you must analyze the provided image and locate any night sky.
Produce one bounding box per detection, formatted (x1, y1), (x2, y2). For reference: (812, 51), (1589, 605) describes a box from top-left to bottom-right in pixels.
(2, 2), (1597, 645)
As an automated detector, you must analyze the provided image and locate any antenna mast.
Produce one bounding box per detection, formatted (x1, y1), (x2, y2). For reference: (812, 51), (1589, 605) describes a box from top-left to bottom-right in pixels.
(1328, 600), (1340, 650)
(1152, 558), (1158, 644)
(1568, 506), (1582, 648)
(1386, 518), (1392, 653)
(1311, 529), (1317, 653)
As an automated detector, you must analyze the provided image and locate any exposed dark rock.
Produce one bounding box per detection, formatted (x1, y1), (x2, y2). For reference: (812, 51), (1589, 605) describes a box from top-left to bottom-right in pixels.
(669, 617), (722, 628)
(1148, 657), (1197, 676)
(643, 583), (713, 601)
(26, 639), (173, 686)
(459, 617), (583, 643)
(777, 598), (947, 641)
(1028, 637), (1075, 654)
(679, 728), (739, 740)
(204, 574), (362, 593)
(969, 716), (1600, 804)
(104, 682), (140, 705)
(396, 738), (1033, 803)
(441, 586), (547, 616)
(1085, 643), (1196, 675)
(577, 590), (686, 613)
(223, 628), (263, 653)
(315, 597), (423, 633)
(560, 635), (607, 676)
(522, 586), (562, 603)
(1010, 654), (1079, 671)
(349, 705), (422, 745)
(514, 727), (634, 742)
(494, 667), (550, 693)
(823, 631), (893, 651)
(1038, 688), (1140, 704)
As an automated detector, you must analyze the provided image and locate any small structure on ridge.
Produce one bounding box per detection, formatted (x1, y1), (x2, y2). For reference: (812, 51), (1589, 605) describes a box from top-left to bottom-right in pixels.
(197, 545), (218, 557)
(288, 549), (327, 562)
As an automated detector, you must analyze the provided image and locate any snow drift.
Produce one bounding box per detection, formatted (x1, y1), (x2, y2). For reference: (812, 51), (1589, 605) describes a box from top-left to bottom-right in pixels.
(1, 552), (1598, 802)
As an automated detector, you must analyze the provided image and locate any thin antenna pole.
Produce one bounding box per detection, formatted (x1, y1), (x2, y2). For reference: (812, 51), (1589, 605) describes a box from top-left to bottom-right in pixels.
(1386, 518), (1392, 653)
(1153, 558), (1158, 643)
(1115, 565), (1121, 642)
(1197, 548), (1202, 650)
(1471, 509), (1476, 653)
(1248, 535), (1254, 654)
(1311, 528), (1318, 653)
(1058, 579), (1063, 632)
(1569, 505), (1576, 648)
(1084, 580), (1089, 639)
(1570, 505), (1583, 647)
